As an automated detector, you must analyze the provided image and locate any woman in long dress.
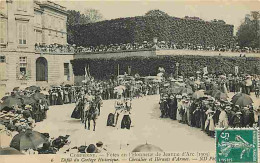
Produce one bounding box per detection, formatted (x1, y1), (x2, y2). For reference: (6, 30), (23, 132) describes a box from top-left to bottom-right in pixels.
(218, 107), (229, 128)
(176, 95), (182, 122)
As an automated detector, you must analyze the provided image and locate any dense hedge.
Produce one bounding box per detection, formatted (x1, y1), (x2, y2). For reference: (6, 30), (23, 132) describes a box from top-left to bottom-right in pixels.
(70, 55), (260, 80)
(68, 15), (234, 47)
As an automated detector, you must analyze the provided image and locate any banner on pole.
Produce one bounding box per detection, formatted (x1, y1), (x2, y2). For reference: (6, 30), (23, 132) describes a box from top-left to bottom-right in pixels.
(203, 67), (208, 75)
(235, 66), (238, 75)
(128, 66), (131, 75)
(85, 65), (89, 80)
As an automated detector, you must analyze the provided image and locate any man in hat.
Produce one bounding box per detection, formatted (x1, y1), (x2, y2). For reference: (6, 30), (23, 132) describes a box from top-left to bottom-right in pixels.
(242, 106), (254, 127)
(23, 105), (32, 119)
(200, 100), (209, 131)
(159, 94), (168, 118)
(94, 92), (103, 116)
(168, 94), (177, 120)
(96, 141), (107, 153)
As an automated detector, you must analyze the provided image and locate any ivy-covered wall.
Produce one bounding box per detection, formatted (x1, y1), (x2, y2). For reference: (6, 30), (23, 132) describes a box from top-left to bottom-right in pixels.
(70, 55), (260, 80)
(68, 15), (234, 47)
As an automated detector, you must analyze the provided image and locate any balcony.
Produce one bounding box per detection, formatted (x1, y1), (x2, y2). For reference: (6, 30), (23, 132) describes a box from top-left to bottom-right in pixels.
(35, 43), (75, 54)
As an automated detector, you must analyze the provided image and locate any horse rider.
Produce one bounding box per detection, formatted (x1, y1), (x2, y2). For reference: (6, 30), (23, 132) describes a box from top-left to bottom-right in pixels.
(113, 94), (124, 127)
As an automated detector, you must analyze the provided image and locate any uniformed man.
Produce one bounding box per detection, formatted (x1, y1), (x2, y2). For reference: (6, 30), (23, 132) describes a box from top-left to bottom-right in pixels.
(113, 94), (124, 127)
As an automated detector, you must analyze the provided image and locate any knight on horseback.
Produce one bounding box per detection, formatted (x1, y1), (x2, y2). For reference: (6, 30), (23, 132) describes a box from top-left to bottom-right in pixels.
(83, 91), (99, 131)
(113, 94), (124, 127)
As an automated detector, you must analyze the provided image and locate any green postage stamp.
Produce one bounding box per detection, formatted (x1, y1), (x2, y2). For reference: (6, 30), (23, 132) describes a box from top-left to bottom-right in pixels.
(216, 128), (258, 163)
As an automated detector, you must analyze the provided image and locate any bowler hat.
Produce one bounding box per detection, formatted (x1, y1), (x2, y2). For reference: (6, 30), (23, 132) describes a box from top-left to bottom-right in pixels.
(96, 141), (103, 147)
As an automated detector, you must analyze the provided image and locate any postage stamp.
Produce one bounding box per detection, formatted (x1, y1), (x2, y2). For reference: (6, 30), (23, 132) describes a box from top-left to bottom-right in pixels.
(215, 128), (258, 163)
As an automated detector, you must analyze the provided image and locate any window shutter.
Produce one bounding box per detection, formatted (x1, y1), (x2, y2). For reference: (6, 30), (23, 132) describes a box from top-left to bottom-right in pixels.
(18, 23), (22, 44)
(0, 22), (4, 43)
(22, 24), (27, 44)
(16, 59), (20, 79)
(27, 57), (31, 80)
(0, 63), (6, 80)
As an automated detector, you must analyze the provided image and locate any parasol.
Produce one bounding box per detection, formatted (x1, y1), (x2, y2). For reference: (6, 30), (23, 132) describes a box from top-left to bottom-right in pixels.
(132, 143), (163, 152)
(25, 86), (40, 91)
(10, 130), (48, 151)
(0, 147), (24, 155)
(213, 92), (228, 101)
(180, 87), (193, 95)
(192, 90), (205, 99)
(231, 93), (253, 107)
(0, 96), (22, 109)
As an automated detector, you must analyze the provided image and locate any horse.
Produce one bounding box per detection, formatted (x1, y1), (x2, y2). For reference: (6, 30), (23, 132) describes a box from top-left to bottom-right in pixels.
(84, 102), (99, 131)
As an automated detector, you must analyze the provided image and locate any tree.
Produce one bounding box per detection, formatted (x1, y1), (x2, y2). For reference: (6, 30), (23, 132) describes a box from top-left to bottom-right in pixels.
(67, 10), (88, 26)
(145, 9), (170, 17)
(237, 11), (260, 48)
(84, 8), (103, 23)
(67, 9), (103, 44)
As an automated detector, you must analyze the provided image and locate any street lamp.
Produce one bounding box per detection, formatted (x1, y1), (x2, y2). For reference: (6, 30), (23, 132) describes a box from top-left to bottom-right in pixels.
(176, 62), (179, 78)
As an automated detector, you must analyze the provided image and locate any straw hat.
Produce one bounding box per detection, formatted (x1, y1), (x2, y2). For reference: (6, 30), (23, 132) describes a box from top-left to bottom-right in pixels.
(25, 105), (31, 109)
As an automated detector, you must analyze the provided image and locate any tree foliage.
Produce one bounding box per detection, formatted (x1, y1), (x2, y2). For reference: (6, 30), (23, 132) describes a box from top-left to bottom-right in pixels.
(237, 11), (260, 48)
(68, 14), (234, 47)
(145, 9), (170, 17)
(67, 9), (103, 44)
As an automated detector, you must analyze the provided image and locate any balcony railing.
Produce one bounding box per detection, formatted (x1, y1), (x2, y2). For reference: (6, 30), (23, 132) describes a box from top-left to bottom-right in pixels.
(35, 42), (260, 55)
(35, 44), (75, 54)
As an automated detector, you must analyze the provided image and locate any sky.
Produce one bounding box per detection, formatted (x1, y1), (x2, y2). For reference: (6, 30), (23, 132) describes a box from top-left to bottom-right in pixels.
(55, 0), (260, 32)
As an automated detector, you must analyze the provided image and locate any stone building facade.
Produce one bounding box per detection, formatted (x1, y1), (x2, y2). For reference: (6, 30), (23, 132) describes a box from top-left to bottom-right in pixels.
(0, 0), (74, 98)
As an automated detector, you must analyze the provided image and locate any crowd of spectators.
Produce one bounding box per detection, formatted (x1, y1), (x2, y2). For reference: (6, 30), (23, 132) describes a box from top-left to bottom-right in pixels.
(35, 42), (260, 54)
(159, 74), (260, 138)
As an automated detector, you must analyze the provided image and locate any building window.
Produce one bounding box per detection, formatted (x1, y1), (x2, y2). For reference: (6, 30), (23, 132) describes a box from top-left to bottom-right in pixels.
(35, 31), (42, 44)
(63, 21), (66, 32)
(0, 56), (6, 81)
(51, 16), (55, 29)
(19, 57), (27, 80)
(64, 63), (70, 81)
(35, 13), (41, 26)
(0, 21), (7, 44)
(17, 22), (27, 45)
(17, 0), (27, 11)
(0, 56), (5, 63)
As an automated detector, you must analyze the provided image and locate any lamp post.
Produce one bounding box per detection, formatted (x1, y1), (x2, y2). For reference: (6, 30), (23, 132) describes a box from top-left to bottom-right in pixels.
(176, 62), (179, 79)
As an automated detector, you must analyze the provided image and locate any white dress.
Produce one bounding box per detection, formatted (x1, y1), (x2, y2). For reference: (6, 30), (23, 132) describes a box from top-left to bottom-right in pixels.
(218, 110), (229, 128)
(176, 101), (182, 121)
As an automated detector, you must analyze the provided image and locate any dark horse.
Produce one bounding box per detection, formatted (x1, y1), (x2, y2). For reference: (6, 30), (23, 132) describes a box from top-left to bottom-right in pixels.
(84, 102), (99, 131)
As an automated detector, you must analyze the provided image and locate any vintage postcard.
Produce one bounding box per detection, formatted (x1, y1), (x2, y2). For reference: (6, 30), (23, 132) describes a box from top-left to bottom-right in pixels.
(0, 0), (259, 162)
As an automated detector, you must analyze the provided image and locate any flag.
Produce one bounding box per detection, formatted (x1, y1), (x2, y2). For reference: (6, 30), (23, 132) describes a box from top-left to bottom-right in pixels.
(85, 66), (88, 80)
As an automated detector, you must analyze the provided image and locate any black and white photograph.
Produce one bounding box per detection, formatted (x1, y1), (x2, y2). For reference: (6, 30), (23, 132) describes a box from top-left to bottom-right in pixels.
(0, 0), (259, 162)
